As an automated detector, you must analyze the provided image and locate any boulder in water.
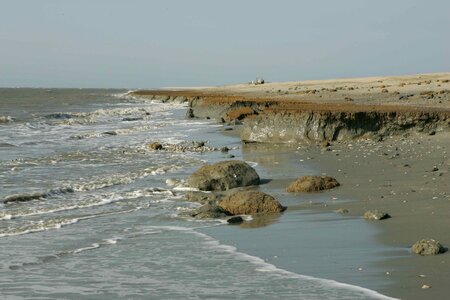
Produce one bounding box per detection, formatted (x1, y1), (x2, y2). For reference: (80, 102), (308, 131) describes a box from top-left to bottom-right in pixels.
(149, 142), (163, 150)
(190, 202), (231, 219)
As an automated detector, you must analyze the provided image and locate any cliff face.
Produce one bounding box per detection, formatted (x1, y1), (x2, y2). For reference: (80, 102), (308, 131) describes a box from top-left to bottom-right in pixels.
(130, 72), (450, 143)
(185, 96), (449, 142)
(240, 110), (449, 143)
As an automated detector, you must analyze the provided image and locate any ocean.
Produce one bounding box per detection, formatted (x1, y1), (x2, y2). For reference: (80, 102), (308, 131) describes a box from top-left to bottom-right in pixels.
(0, 88), (395, 299)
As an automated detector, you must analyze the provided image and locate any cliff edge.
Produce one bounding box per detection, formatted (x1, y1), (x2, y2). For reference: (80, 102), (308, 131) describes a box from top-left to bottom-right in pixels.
(131, 73), (450, 142)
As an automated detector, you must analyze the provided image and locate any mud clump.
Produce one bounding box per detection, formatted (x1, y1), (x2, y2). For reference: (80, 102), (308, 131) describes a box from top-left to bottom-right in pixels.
(286, 176), (340, 193)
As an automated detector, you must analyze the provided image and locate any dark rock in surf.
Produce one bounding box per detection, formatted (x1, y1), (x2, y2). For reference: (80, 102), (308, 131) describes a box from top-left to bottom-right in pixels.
(122, 117), (143, 122)
(3, 192), (45, 204)
(149, 142), (163, 150)
(185, 191), (221, 204)
(103, 131), (118, 136)
(227, 216), (244, 224)
(190, 202), (231, 219)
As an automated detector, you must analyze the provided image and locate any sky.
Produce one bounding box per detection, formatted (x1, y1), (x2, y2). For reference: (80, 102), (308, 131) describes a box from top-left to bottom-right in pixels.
(0, 0), (449, 88)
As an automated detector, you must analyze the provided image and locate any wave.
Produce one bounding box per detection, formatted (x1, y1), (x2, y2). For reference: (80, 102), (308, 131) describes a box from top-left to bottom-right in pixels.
(42, 104), (167, 126)
(2, 187), (75, 204)
(8, 238), (120, 270)
(1, 164), (177, 204)
(0, 188), (176, 221)
(44, 113), (75, 120)
(111, 90), (137, 100)
(0, 208), (137, 238)
(0, 217), (80, 238)
(0, 116), (13, 123)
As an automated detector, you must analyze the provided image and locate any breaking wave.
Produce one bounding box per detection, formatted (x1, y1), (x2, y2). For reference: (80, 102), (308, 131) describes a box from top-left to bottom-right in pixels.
(1, 165), (179, 205)
(0, 116), (13, 123)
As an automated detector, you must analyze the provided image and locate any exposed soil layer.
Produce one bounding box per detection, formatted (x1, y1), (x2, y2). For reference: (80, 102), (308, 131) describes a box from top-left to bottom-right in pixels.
(132, 73), (450, 141)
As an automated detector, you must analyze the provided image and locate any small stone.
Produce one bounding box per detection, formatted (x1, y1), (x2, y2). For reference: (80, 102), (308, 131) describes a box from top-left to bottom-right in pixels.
(321, 141), (331, 148)
(149, 142), (163, 150)
(103, 131), (118, 136)
(286, 176), (340, 193)
(190, 202), (231, 219)
(432, 166), (439, 172)
(422, 285), (431, 289)
(363, 210), (391, 220)
(194, 141), (206, 148)
(412, 239), (446, 255)
(428, 130), (436, 136)
(227, 216), (244, 224)
(335, 208), (349, 214)
(220, 146), (230, 153)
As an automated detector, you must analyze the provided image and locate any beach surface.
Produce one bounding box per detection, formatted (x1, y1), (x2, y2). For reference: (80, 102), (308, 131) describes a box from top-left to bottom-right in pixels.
(132, 73), (450, 299)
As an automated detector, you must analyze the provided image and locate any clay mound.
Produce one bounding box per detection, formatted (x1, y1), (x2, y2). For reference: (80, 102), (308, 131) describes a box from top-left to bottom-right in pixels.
(188, 160), (260, 191)
(286, 176), (340, 193)
(219, 190), (285, 215)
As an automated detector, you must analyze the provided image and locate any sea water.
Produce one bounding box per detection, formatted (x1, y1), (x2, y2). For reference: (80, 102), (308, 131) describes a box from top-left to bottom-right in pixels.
(0, 88), (395, 299)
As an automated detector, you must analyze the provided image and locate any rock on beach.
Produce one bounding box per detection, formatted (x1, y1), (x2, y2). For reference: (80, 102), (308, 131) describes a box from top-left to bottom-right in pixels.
(188, 160), (260, 191)
(286, 176), (340, 193)
(219, 190), (285, 215)
(363, 210), (391, 220)
(190, 202), (231, 219)
(412, 239), (446, 256)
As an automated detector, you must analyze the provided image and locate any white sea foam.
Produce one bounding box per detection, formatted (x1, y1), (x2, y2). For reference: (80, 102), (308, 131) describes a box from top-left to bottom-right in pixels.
(0, 218), (80, 238)
(0, 188), (176, 221)
(0, 116), (13, 123)
(140, 226), (397, 300)
(111, 90), (136, 100)
(245, 160), (259, 168)
(0, 209), (139, 238)
(196, 231), (397, 300)
(73, 243), (101, 254)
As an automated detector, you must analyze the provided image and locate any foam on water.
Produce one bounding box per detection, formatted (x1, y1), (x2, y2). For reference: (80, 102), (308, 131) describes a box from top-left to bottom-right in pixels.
(0, 208), (140, 238)
(81, 224), (394, 300)
(0, 188), (178, 221)
(0, 89), (397, 299)
(201, 233), (396, 299)
(0, 115), (13, 123)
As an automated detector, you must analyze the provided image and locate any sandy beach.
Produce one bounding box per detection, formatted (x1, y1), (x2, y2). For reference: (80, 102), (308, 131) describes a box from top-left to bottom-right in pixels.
(132, 72), (450, 299)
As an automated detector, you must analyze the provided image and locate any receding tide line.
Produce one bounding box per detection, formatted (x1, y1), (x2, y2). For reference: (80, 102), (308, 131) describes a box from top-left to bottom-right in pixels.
(153, 225), (398, 300)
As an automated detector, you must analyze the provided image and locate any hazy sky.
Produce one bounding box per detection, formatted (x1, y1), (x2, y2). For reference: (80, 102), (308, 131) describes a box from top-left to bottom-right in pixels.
(1, 0), (449, 88)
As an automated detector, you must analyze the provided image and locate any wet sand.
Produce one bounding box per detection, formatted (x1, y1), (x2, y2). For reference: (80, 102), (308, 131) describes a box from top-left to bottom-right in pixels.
(299, 132), (450, 299)
(134, 73), (450, 299)
(202, 132), (450, 299)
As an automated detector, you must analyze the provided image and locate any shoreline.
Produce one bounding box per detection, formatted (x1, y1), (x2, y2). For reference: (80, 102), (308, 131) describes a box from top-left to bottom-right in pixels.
(132, 73), (450, 299)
